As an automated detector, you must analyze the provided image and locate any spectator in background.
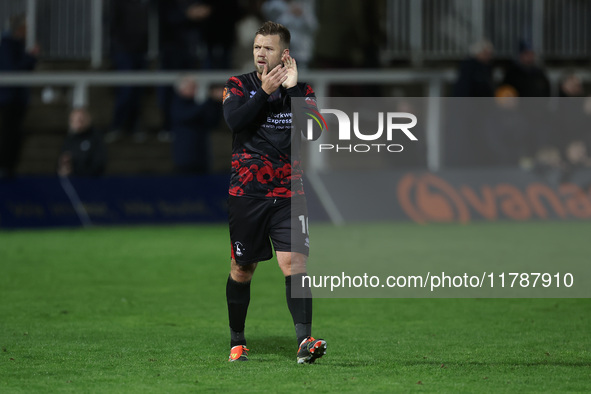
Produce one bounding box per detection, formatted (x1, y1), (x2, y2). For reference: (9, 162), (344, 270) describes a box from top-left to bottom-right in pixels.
(313, 0), (385, 96)
(534, 95), (591, 184)
(0, 14), (39, 179)
(200, 0), (243, 69)
(498, 40), (551, 168)
(313, 0), (384, 69)
(447, 39), (493, 166)
(501, 40), (550, 97)
(158, 0), (211, 140)
(262, 0), (317, 69)
(452, 39), (494, 97)
(105, 0), (150, 144)
(158, 0), (209, 70)
(170, 76), (223, 174)
(57, 108), (107, 177)
(556, 86), (591, 183)
(552, 72), (585, 154)
(233, 0), (265, 69)
(482, 86), (530, 166)
(562, 140), (591, 181)
(531, 143), (565, 186)
(559, 71), (584, 98)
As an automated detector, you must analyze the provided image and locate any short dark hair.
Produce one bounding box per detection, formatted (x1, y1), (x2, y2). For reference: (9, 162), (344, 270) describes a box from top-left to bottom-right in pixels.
(255, 21), (290, 49)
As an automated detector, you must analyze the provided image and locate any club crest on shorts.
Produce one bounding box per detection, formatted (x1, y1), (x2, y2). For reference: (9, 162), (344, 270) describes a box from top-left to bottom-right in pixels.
(234, 241), (245, 257)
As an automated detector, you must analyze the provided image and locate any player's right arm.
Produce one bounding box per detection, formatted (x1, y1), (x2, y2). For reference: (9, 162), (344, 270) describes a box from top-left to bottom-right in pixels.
(223, 76), (269, 133)
(223, 66), (288, 133)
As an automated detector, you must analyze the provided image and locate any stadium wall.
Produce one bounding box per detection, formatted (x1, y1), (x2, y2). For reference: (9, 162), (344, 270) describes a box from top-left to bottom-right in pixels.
(315, 168), (591, 224)
(1, 169), (591, 229)
(0, 176), (230, 229)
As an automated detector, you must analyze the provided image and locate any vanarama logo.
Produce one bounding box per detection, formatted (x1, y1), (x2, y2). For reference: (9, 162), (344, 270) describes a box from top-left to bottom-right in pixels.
(397, 172), (591, 223)
(304, 108), (418, 153)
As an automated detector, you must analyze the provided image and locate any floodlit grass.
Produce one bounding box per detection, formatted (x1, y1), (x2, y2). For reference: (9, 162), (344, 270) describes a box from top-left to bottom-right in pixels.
(1, 223), (590, 393)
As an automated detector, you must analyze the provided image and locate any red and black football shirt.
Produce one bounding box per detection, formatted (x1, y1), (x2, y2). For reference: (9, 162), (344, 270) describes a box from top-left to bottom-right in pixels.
(223, 71), (321, 198)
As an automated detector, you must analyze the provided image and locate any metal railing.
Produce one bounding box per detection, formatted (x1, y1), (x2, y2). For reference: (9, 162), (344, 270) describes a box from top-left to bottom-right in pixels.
(1, 0), (106, 66)
(386, 0), (591, 64)
(1, 68), (590, 172)
(2, 0), (591, 68)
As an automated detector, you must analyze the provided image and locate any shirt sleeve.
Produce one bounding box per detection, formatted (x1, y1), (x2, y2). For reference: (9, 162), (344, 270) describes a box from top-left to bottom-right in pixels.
(290, 83), (323, 141)
(223, 76), (269, 133)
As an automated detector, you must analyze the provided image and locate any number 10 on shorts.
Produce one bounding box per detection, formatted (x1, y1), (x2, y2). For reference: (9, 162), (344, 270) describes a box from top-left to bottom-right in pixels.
(298, 215), (309, 234)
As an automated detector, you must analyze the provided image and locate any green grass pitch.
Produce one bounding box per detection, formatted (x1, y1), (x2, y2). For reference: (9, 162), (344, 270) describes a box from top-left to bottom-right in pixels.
(1, 222), (590, 393)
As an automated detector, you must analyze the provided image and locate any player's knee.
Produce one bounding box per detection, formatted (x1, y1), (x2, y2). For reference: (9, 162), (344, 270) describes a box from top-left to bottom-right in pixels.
(230, 259), (256, 282)
(231, 270), (252, 283)
(277, 252), (307, 276)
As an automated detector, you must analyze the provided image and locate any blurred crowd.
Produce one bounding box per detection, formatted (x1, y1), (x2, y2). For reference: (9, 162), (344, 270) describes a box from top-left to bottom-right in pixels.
(2, 0), (382, 178)
(0, 0), (590, 181)
(450, 38), (591, 183)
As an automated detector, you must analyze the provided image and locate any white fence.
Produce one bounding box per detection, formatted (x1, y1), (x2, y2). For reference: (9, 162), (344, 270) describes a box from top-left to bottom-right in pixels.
(1, 68), (590, 172)
(386, 0), (591, 64)
(1, 0), (590, 68)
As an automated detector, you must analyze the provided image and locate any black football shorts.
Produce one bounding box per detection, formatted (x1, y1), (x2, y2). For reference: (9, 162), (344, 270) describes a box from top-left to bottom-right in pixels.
(228, 195), (310, 265)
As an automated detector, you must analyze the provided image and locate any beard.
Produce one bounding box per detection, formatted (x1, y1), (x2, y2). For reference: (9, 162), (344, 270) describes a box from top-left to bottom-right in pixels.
(255, 57), (283, 75)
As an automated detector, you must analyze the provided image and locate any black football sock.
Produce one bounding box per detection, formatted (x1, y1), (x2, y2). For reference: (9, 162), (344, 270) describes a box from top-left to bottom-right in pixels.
(226, 275), (251, 347)
(285, 274), (313, 345)
(230, 329), (245, 348)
